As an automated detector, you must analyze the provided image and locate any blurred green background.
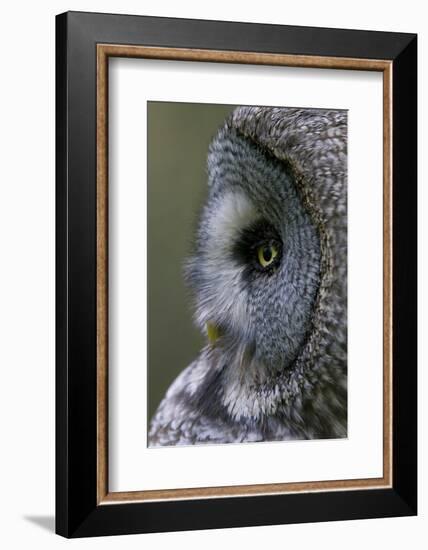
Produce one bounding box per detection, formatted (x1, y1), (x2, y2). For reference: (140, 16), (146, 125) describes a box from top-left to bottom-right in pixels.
(147, 102), (235, 422)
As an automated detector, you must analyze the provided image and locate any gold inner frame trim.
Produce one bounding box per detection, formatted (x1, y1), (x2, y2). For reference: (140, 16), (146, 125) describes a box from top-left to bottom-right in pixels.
(96, 44), (393, 505)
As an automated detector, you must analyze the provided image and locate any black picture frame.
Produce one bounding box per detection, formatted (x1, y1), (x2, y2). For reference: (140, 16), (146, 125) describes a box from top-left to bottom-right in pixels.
(56, 11), (417, 538)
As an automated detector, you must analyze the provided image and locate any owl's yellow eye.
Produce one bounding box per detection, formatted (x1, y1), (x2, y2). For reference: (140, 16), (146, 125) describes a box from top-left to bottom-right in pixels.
(257, 243), (278, 268)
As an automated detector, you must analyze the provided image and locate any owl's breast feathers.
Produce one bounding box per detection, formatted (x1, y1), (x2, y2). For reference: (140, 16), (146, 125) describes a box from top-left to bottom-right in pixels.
(149, 107), (347, 446)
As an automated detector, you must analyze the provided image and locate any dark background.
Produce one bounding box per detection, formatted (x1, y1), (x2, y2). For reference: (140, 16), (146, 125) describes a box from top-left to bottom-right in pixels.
(147, 102), (235, 421)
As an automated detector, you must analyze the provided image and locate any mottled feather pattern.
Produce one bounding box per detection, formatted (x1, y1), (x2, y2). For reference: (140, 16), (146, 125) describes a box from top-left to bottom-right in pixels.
(149, 107), (347, 447)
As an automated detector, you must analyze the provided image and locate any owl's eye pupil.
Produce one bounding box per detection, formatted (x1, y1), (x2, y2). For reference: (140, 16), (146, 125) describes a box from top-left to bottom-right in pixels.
(262, 247), (272, 262)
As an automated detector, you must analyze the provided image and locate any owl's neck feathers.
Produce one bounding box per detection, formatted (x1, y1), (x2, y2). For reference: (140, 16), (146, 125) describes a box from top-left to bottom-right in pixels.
(189, 343), (302, 429)
(184, 338), (345, 440)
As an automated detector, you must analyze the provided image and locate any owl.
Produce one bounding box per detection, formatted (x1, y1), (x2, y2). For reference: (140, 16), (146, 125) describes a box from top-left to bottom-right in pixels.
(149, 106), (347, 446)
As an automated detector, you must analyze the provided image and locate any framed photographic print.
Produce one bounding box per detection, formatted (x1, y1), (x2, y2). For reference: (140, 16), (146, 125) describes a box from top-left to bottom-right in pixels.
(56, 11), (417, 538)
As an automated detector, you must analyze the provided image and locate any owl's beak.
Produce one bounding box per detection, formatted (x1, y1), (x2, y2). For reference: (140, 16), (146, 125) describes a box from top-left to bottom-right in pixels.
(206, 322), (221, 344)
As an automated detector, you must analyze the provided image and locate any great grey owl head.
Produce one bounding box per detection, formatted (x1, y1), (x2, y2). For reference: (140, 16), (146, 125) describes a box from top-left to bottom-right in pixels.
(149, 106), (347, 444)
(185, 125), (320, 373)
(184, 106), (347, 433)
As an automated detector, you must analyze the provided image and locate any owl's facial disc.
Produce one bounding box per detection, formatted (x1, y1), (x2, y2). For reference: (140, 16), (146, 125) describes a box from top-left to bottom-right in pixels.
(186, 129), (320, 372)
